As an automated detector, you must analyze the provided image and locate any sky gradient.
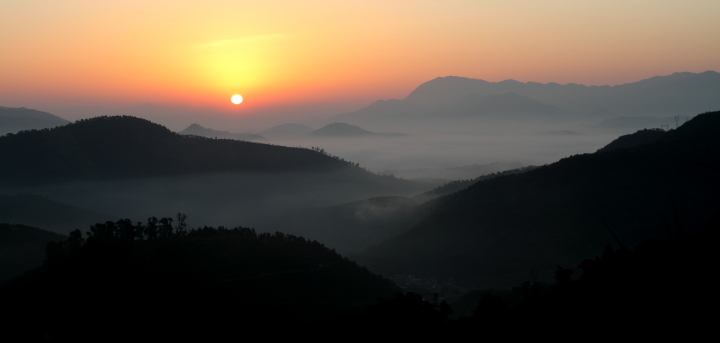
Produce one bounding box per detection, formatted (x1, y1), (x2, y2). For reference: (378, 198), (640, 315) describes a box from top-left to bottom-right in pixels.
(2, 0), (719, 115)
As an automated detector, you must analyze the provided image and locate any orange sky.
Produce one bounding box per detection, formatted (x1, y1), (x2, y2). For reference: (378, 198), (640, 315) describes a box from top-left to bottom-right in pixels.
(2, 0), (719, 115)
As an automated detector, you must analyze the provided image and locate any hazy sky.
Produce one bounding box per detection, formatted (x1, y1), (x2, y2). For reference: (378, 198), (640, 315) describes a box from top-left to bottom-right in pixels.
(2, 0), (719, 116)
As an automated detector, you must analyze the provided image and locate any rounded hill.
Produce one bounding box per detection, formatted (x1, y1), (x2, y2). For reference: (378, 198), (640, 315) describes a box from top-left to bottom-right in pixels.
(0, 116), (357, 183)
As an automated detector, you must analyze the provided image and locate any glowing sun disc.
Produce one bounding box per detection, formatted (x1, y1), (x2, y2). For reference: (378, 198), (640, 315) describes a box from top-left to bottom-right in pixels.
(231, 94), (243, 104)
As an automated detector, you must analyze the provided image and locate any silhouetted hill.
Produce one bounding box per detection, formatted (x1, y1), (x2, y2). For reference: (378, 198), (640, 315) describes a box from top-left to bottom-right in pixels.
(309, 123), (403, 137)
(0, 224), (65, 283)
(360, 111), (720, 288)
(0, 116), (367, 184)
(0, 106), (69, 135)
(179, 123), (266, 141)
(413, 166), (539, 203)
(266, 196), (439, 255)
(0, 194), (116, 234)
(1, 221), (399, 338)
(258, 123), (315, 139)
(596, 129), (666, 153)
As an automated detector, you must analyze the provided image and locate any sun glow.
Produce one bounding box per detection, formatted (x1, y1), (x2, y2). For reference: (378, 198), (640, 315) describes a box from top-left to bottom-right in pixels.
(231, 94), (243, 104)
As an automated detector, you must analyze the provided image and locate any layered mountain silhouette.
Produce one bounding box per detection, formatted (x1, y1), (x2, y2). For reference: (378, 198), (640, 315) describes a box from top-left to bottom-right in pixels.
(0, 194), (116, 235)
(359, 111), (720, 287)
(0, 116), (366, 183)
(0, 106), (69, 135)
(309, 123), (405, 137)
(338, 71), (720, 125)
(179, 123), (266, 141)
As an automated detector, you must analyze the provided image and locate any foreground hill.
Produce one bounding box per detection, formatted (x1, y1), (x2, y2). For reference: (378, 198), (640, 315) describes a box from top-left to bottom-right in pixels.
(596, 128), (666, 153)
(1, 221), (399, 338)
(0, 116), (366, 184)
(0, 224), (65, 283)
(179, 123), (266, 141)
(360, 111), (720, 287)
(0, 194), (117, 235)
(0, 106), (69, 135)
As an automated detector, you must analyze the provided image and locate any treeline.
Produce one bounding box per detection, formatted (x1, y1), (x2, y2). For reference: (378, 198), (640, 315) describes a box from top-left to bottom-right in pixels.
(1, 215), (401, 339)
(1, 214), (714, 338)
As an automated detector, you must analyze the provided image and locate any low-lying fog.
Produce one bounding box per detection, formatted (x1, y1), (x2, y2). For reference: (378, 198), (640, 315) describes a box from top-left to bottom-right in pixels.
(263, 121), (623, 181)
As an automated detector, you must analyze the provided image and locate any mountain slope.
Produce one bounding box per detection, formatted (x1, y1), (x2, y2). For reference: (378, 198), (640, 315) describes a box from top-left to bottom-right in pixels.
(1, 223), (400, 338)
(0, 106), (69, 135)
(0, 116), (362, 183)
(360, 111), (720, 288)
(596, 129), (666, 153)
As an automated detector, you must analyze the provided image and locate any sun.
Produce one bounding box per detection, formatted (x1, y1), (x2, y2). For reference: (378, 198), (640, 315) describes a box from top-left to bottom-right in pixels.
(231, 94), (243, 104)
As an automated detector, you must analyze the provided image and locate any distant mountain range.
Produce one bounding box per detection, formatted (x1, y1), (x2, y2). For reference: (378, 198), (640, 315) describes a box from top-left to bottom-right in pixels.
(338, 71), (720, 126)
(309, 123), (405, 138)
(0, 106), (69, 135)
(179, 123), (266, 141)
(359, 110), (720, 287)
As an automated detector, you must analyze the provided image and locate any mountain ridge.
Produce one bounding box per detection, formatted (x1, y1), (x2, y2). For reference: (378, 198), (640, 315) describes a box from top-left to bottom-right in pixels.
(359, 110), (720, 288)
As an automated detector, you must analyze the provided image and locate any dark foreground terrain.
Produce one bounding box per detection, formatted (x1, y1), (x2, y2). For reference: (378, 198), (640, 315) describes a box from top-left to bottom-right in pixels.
(1, 214), (715, 339)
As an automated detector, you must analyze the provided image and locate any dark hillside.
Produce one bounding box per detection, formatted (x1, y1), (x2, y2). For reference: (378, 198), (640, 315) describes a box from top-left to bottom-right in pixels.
(1, 220), (399, 339)
(0, 116), (361, 184)
(413, 166), (538, 202)
(360, 111), (720, 288)
(0, 224), (65, 283)
(596, 128), (666, 152)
